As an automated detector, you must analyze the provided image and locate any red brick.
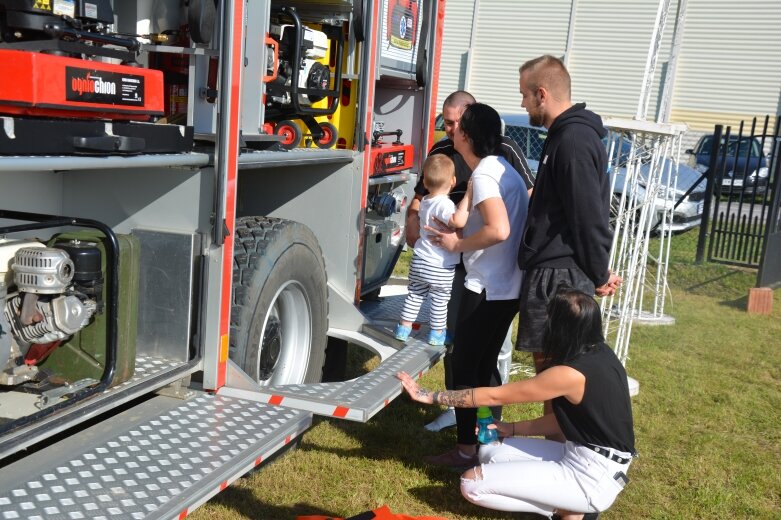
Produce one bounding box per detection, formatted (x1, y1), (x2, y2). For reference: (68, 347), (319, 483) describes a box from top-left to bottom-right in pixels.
(747, 287), (773, 315)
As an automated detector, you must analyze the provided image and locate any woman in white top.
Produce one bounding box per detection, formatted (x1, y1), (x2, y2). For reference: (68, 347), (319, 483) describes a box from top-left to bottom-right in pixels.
(424, 103), (529, 468)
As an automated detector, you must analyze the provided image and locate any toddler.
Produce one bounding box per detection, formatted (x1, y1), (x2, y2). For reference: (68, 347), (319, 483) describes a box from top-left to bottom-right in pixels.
(395, 154), (470, 345)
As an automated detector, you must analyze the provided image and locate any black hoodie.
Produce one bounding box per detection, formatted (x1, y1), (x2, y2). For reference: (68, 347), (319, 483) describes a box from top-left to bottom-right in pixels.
(517, 103), (612, 287)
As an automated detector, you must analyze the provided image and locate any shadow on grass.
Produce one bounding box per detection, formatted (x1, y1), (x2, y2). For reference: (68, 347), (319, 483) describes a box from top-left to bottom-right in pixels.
(300, 404), (536, 519)
(205, 485), (340, 519)
(719, 293), (749, 310)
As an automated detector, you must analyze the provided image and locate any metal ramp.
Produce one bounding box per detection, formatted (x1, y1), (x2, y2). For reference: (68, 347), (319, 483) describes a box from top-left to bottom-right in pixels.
(219, 291), (446, 422)
(0, 392), (311, 520)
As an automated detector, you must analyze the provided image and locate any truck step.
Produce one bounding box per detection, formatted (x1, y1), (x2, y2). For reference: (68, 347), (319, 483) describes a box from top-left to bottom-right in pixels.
(221, 337), (445, 423)
(0, 392), (311, 520)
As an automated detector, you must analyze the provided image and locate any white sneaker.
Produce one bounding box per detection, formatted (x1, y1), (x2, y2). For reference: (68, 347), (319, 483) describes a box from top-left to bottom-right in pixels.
(424, 407), (457, 431)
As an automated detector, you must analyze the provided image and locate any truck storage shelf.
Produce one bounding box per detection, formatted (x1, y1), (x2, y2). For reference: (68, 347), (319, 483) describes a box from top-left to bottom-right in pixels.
(238, 148), (354, 169)
(0, 153), (210, 172)
(0, 392), (311, 520)
(0, 355), (196, 461)
(220, 293), (445, 423)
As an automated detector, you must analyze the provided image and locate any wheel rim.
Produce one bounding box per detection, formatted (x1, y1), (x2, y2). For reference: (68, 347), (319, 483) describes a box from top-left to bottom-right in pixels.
(278, 126), (296, 146)
(256, 281), (312, 385)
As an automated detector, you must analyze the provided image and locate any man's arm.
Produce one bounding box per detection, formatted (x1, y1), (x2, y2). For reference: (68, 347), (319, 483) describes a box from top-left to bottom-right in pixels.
(447, 180), (471, 229)
(405, 194), (422, 247)
(500, 135), (535, 196)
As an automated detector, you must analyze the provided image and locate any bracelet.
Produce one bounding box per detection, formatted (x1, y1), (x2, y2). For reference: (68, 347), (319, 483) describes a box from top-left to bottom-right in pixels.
(432, 391), (439, 405)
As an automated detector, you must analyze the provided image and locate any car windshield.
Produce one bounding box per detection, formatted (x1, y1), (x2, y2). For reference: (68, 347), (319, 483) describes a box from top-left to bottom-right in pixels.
(700, 135), (762, 158)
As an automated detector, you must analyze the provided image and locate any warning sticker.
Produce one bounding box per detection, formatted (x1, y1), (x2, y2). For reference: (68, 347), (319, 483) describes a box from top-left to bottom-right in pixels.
(32, 0), (52, 11)
(66, 67), (145, 107)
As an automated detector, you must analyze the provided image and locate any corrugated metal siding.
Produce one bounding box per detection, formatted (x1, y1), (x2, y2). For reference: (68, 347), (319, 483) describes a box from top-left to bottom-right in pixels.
(567, 1), (672, 120)
(670, 0), (781, 132)
(436, 0), (476, 109)
(467, 1), (572, 114)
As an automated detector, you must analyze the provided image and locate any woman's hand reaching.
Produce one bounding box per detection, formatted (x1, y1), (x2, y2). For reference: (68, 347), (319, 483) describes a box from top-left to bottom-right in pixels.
(396, 371), (434, 404)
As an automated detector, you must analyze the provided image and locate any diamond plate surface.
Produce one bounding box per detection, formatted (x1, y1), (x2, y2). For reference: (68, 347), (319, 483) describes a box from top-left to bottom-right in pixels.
(359, 294), (431, 324)
(0, 394), (309, 519)
(262, 338), (445, 421)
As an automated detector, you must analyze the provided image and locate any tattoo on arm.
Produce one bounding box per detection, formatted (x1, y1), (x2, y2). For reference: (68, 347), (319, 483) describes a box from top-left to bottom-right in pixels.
(415, 388), (431, 401)
(436, 389), (476, 408)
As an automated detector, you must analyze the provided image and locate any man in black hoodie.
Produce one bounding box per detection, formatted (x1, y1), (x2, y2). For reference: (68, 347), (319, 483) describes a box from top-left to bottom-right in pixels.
(516, 55), (621, 376)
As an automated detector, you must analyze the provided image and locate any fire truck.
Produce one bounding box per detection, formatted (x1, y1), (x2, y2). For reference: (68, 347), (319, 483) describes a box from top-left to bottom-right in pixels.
(0, 0), (446, 516)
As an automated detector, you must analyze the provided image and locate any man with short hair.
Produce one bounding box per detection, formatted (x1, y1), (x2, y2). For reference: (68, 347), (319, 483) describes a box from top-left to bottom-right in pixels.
(516, 55), (621, 377)
(405, 90), (533, 432)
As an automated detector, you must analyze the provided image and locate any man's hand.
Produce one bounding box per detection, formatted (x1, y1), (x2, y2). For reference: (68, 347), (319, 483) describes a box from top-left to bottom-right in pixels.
(595, 272), (623, 297)
(405, 196), (422, 247)
(396, 371), (434, 404)
(424, 216), (460, 252)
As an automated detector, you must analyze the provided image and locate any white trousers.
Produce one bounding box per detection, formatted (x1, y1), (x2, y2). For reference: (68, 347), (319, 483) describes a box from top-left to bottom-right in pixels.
(460, 438), (632, 517)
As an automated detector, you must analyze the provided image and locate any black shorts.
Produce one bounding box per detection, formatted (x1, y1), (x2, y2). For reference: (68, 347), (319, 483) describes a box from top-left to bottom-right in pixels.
(515, 266), (596, 352)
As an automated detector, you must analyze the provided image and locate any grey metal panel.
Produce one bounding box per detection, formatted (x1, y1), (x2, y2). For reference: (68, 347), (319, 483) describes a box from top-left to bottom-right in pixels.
(0, 392), (311, 519)
(61, 167), (214, 236)
(134, 230), (199, 361)
(0, 153), (210, 172)
(466, 1), (571, 114)
(236, 158), (363, 312)
(237, 148), (354, 168)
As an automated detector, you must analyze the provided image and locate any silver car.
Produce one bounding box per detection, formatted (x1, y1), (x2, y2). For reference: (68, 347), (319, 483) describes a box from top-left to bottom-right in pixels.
(502, 114), (705, 232)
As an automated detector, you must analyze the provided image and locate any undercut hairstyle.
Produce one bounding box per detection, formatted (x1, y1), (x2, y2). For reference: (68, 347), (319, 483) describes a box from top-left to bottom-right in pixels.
(442, 90), (476, 112)
(458, 103), (502, 158)
(541, 286), (605, 368)
(519, 55), (571, 101)
(422, 154), (455, 192)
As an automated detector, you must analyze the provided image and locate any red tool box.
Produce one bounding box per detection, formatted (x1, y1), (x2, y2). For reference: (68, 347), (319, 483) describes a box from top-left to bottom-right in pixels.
(0, 49), (164, 121)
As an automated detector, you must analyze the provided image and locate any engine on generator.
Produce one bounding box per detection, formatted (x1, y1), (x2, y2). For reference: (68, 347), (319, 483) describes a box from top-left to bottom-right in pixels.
(263, 8), (343, 149)
(0, 239), (101, 386)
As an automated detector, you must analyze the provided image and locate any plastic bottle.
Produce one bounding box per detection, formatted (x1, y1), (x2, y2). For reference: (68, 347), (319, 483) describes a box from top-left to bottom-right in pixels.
(476, 406), (499, 444)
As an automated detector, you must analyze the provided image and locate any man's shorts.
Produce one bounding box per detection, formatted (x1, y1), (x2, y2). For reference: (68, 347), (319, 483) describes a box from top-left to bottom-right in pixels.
(515, 266), (596, 353)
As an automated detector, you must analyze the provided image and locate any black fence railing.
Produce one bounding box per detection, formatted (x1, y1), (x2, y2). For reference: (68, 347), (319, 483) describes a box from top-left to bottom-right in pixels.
(695, 115), (781, 287)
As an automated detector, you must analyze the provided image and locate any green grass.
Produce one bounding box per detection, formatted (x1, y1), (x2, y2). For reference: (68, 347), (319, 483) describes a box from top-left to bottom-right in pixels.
(191, 230), (781, 519)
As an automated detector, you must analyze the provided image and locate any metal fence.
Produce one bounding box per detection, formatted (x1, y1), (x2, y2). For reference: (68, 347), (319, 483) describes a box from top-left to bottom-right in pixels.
(696, 116), (781, 287)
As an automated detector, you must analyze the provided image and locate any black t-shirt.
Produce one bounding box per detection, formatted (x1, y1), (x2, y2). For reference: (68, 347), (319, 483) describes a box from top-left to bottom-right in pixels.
(414, 135), (534, 204)
(553, 343), (636, 454)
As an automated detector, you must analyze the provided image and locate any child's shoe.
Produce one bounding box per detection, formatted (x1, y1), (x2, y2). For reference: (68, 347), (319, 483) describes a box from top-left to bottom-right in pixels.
(394, 323), (412, 342)
(428, 329), (446, 346)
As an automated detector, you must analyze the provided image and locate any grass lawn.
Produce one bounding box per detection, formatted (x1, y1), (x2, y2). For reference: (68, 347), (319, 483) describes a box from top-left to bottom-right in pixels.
(190, 229), (781, 519)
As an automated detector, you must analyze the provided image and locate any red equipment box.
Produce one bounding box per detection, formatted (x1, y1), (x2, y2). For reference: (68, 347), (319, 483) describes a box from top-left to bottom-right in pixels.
(371, 143), (414, 175)
(0, 49), (164, 121)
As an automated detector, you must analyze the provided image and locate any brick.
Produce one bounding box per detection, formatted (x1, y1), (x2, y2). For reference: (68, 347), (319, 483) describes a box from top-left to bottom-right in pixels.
(747, 287), (773, 315)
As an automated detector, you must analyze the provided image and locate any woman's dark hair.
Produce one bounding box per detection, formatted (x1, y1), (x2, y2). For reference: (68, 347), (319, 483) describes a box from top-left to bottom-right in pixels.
(541, 286), (605, 368)
(458, 103), (502, 158)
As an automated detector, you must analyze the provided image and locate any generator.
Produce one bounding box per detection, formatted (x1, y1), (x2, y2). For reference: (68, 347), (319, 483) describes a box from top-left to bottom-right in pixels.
(0, 0), (193, 154)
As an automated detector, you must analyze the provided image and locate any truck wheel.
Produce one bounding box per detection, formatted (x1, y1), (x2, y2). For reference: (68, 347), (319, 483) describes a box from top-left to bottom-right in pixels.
(231, 217), (328, 385)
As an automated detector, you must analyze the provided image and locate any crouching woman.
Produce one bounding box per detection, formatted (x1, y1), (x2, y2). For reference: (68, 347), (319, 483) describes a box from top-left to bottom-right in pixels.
(397, 287), (635, 520)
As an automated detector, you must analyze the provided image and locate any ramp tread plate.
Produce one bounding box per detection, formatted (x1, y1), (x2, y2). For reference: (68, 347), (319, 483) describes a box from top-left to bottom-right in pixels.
(0, 393), (311, 520)
(261, 338), (445, 422)
(359, 293), (431, 324)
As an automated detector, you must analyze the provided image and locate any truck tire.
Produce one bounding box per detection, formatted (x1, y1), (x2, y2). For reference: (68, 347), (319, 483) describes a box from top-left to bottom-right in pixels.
(230, 217), (328, 385)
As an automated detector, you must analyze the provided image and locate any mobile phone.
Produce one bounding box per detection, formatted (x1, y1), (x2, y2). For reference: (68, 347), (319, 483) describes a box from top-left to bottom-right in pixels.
(614, 471), (629, 488)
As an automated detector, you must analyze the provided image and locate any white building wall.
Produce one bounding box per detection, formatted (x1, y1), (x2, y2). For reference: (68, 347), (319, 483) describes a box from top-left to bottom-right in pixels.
(671, 0), (781, 133)
(435, 0), (476, 110)
(437, 1), (779, 138)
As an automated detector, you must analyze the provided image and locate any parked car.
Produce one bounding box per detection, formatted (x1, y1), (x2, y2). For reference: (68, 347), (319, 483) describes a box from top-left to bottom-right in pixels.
(686, 134), (769, 195)
(503, 113), (706, 232)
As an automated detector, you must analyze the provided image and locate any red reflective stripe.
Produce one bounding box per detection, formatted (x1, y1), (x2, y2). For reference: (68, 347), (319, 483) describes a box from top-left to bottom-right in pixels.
(384, 399), (390, 407)
(285, 435), (292, 444)
(268, 395), (284, 406)
(179, 510), (188, 519)
(333, 406), (350, 418)
(220, 481), (228, 491)
(255, 456), (263, 466)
